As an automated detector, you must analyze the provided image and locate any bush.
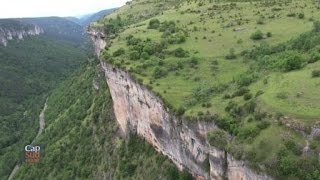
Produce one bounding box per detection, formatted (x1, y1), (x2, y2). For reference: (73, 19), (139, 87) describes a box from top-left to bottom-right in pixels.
(309, 47), (320, 63)
(298, 13), (305, 19)
(225, 48), (237, 59)
(250, 30), (264, 40)
(313, 21), (320, 32)
(153, 67), (167, 79)
(312, 70), (320, 77)
(141, 52), (150, 60)
(243, 93), (252, 101)
(284, 140), (302, 156)
(232, 87), (249, 97)
(266, 32), (272, 37)
(113, 48), (125, 57)
(238, 126), (259, 140)
(174, 48), (187, 57)
(257, 121), (270, 130)
(129, 50), (140, 60)
(208, 129), (228, 150)
(176, 107), (185, 116)
(282, 52), (304, 71)
(148, 19), (160, 29)
(256, 18), (264, 25)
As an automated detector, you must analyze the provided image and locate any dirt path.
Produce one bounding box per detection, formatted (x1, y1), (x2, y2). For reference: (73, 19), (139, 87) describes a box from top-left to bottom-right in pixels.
(8, 100), (47, 180)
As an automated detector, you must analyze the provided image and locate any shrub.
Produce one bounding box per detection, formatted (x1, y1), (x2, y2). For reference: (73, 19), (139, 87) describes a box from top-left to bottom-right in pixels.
(208, 129), (228, 150)
(176, 107), (185, 116)
(153, 67), (167, 79)
(298, 13), (305, 19)
(257, 121), (270, 130)
(282, 52), (304, 71)
(255, 90), (264, 97)
(256, 18), (264, 25)
(284, 140), (302, 156)
(143, 44), (155, 55)
(129, 50), (140, 60)
(141, 52), (150, 60)
(313, 21), (320, 32)
(250, 30), (264, 40)
(174, 48), (187, 57)
(243, 93), (252, 101)
(312, 70), (320, 77)
(225, 48), (237, 59)
(266, 32), (272, 37)
(192, 86), (214, 102)
(238, 126), (259, 140)
(232, 87), (249, 97)
(287, 13), (296, 17)
(309, 47), (320, 63)
(113, 48), (125, 57)
(279, 156), (298, 176)
(243, 101), (256, 114)
(148, 19), (160, 29)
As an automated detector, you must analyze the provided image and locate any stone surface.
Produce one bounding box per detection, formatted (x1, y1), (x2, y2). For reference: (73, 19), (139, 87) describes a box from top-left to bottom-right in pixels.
(0, 25), (43, 46)
(90, 28), (272, 180)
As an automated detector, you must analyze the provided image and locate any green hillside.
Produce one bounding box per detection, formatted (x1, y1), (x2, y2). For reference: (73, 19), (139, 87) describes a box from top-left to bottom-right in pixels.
(0, 36), (86, 179)
(14, 60), (191, 180)
(93, 0), (320, 179)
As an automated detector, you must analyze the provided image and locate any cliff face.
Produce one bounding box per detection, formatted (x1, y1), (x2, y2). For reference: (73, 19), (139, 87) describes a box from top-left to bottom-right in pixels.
(89, 29), (272, 180)
(0, 25), (43, 46)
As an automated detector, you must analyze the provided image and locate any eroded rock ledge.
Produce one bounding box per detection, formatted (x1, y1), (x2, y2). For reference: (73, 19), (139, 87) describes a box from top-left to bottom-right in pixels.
(89, 28), (272, 180)
(0, 25), (43, 46)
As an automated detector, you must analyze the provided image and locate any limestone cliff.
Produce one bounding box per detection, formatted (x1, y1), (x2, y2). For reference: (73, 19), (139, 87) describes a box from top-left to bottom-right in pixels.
(0, 23), (43, 46)
(89, 28), (272, 180)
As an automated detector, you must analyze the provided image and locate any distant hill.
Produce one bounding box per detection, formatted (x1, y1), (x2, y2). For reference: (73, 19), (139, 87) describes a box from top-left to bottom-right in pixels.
(65, 8), (117, 26)
(0, 19), (43, 46)
(17, 17), (85, 45)
(79, 8), (116, 26)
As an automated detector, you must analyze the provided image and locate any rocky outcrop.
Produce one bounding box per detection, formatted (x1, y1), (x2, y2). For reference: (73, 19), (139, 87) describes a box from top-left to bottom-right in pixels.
(90, 28), (272, 180)
(0, 25), (43, 46)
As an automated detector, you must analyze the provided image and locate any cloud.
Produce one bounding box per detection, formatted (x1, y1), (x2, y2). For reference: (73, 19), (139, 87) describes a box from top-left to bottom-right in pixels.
(0, 0), (128, 18)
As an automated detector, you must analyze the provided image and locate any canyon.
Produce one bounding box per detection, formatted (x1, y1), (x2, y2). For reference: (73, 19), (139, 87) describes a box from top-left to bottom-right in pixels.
(89, 28), (272, 180)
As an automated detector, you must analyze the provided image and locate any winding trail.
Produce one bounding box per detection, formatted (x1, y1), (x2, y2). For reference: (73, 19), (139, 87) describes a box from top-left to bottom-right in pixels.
(8, 100), (47, 180)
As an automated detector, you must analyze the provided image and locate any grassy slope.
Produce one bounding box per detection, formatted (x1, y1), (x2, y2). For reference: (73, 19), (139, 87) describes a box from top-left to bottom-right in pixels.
(95, 0), (320, 179)
(15, 60), (192, 180)
(102, 0), (319, 117)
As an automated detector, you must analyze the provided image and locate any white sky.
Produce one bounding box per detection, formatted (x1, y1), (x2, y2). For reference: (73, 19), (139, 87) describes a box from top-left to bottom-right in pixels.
(0, 0), (128, 18)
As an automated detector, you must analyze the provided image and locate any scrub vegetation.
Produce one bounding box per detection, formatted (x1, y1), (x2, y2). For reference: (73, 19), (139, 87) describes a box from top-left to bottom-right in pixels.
(92, 0), (320, 179)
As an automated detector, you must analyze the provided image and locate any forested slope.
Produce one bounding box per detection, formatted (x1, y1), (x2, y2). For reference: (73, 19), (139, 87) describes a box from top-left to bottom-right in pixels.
(0, 35), (86, 179)
(14, 59), (191, 180)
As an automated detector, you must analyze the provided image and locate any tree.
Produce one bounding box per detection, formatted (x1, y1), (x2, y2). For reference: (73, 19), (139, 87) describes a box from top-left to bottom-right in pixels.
(129, 50), (140, 60)
(250, 30), (264, 40)
(148, 19), (160, 29)
(174, 48), (187, 57)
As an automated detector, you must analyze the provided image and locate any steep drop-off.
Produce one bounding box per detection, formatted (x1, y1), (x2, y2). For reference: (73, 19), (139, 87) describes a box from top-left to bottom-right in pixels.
(90, 28), (272, 180)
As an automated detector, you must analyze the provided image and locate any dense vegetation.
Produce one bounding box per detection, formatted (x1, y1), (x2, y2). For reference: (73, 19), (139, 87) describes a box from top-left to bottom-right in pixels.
(15, 60), (191, 180)
(93, 0), (320, 179)
(0, 36), (86, 179)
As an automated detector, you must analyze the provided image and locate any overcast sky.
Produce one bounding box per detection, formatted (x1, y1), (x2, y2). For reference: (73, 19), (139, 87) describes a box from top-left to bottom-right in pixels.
(0, 0), (128, 18)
